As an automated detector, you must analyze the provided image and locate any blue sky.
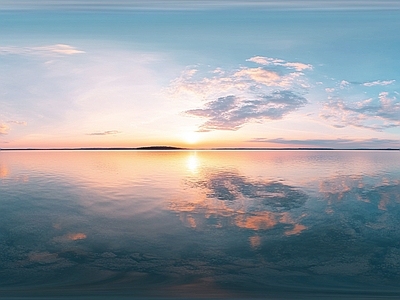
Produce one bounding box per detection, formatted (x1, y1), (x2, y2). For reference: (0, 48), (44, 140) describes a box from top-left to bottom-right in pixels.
(0, 1), (399, 148)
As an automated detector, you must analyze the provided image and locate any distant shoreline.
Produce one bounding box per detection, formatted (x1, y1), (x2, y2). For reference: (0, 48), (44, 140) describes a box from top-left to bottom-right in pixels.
(0, 146), (399, 151)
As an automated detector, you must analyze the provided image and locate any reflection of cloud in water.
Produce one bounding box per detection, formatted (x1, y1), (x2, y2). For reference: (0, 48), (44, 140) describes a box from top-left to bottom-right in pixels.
(66, 233), (87, 241)
(235, 212), (307, 235)
(235, 212), (277, 230)
(185, 170), (308, 212)
(285, 224), (307, 236)
(362, 183), (400, 211)
(170, 170), (308, 235)
(54, 232), (87, 242)
(317, 175), (400, 213)
(28, 252), (60, 264)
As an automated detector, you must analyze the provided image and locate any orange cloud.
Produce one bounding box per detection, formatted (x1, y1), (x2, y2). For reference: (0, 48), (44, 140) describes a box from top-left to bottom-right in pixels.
(234, 68), (287, 87)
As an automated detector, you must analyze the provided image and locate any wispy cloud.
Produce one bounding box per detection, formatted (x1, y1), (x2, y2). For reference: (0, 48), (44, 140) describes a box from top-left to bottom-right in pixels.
(169, 56), (311, 131)
(234, 68), (292, 87)
(0, 44), (85, 56)
(86, 130), (121, 136)
(0, 124), (10, 135)
(362, 80), (395, 87)
(248, 137), (400, 148)
(247, 56), (312, 71)
(7, 120), (27, 125)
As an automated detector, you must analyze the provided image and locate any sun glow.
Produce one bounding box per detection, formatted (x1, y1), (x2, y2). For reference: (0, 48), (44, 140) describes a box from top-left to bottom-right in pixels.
(183, 132), (200, 145)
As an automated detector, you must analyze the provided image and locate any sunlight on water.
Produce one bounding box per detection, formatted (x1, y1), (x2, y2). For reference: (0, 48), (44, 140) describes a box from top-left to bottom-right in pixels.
(1, 150), (400, 299)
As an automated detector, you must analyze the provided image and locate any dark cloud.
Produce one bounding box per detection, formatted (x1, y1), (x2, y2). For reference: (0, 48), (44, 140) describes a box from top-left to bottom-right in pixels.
(248, 137), (400, 149)
(186, 91), (307, 131)
(86, 130), (121, 136)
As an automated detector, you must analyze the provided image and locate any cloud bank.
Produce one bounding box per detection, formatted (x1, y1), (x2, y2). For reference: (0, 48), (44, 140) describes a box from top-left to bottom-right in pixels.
(170, 56), (311, 131)
(248, 137), (400, 148)
(187, 92), (307, 132)
(321, 92), (400, 130)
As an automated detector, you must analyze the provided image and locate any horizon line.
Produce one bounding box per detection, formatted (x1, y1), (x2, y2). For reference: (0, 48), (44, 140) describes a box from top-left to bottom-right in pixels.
(1, 146), (399, 151)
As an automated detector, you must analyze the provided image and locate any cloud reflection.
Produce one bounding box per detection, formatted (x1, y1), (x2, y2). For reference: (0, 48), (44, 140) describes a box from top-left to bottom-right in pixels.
(169, 168), (308, 236)
(316, 174), (400, 214)
(66, 233), (87, 241)
(54, 232), (87, 242)
(184, 170), (308, 211)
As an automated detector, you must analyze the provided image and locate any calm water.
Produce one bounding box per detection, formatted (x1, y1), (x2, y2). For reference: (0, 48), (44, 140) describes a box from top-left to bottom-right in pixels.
(1, 150), (400, 299)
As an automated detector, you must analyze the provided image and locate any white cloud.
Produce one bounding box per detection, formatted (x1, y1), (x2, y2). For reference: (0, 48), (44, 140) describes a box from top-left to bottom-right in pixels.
(247, 56), (312, 71)
(362, 80), (395, 87)
(34, 44), (85, 55)
(247, 56), (284, 65)
(234, 67), (289, 87)
(339, 80), (350, 89)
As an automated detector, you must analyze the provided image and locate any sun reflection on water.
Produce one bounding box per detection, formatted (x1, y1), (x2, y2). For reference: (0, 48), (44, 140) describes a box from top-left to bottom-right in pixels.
(186, 152), (200, 174)
(0, 164), (9, 178)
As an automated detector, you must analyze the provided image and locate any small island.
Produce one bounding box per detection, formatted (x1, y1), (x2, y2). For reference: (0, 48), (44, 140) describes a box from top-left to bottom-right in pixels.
(136, 146), (186, 150)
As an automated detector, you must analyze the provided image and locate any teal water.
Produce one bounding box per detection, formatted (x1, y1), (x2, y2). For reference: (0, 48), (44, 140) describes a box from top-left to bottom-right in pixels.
(1, 150), (400, 299)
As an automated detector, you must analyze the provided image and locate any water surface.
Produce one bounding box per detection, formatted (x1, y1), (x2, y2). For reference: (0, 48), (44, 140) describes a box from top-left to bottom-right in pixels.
(1, 150), (400, 299)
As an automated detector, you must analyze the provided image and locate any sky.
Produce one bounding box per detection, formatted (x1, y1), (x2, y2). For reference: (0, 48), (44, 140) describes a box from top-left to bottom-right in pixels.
(1, 0), (400, 149)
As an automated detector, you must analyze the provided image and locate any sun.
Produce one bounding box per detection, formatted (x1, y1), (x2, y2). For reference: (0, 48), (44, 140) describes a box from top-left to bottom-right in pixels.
(183, 132), (200, 145)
